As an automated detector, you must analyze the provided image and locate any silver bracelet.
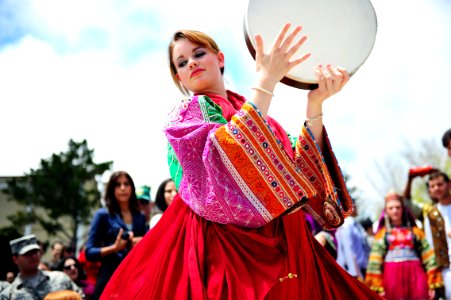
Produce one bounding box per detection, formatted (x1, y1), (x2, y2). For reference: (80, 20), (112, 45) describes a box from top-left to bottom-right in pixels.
(251, 86), (274, 97)
(306, 112), (323, 127)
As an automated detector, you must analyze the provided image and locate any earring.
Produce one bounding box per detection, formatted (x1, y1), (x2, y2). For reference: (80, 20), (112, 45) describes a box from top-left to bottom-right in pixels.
(384, 213), (391, 232)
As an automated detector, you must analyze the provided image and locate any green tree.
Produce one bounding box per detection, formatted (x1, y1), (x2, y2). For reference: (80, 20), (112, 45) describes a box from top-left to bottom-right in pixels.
(1, 139), (112, 248)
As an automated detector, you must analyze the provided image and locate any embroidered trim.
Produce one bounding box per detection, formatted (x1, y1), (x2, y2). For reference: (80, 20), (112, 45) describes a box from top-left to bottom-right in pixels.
(303, 204), (326, 226)
(279, 273), (298, 282)
(165, 96), (194, 127)
(211, 133), (273, 222)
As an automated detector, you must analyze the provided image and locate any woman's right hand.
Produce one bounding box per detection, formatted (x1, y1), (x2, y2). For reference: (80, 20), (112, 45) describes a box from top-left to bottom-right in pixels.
(254, 22), (310, 92)
(251, 23), (310, 118)
(113, 228), (129, 252)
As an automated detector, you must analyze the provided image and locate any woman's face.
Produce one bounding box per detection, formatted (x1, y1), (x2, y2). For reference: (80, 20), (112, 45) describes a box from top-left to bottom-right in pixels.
(114, 175), (132, 205)
(172, 38), (224, 94)
(164, 181), (177, 207)
(63, 258), (78, 282)
(385, 199), (403, 225)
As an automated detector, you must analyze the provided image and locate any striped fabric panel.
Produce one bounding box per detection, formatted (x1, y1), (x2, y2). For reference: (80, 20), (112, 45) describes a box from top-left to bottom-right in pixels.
(211, 132), (274, 222)
(321, 126), (353, 215)
(213, 102), (316, 218)
(294, 125), (354, 223)
(365, 228), (386, 292)
(293, 127), (346, 227)
(243, 103), (316, 199)
(295, 127), (327, 198)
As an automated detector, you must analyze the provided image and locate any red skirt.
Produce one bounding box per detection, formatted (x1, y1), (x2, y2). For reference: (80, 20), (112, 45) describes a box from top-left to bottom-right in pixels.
(101, 195), (381, 299)
(383, 260), (429, 300)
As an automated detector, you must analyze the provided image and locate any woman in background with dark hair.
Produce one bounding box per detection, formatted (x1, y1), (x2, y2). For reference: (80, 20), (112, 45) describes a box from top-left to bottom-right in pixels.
(155, 178), (177, 212)
(85, 171), (147, 299)
(149, 178), (177, 228)
(58, 256), (95, 299)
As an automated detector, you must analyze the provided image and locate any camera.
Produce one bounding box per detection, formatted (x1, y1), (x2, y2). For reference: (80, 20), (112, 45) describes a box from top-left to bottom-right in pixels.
(121, 231), (130, 240)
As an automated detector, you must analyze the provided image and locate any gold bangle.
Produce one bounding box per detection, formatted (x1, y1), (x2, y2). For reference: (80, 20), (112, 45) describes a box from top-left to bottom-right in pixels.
(306, 112), (323, 127)
(252, 86), (274, 97)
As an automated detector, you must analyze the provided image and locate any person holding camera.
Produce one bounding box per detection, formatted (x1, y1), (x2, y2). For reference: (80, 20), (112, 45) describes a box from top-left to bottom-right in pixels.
(85, 171), (147, 299)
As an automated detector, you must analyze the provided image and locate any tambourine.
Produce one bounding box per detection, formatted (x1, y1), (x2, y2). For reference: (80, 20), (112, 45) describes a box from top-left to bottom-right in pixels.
(244, 0), (378, 89)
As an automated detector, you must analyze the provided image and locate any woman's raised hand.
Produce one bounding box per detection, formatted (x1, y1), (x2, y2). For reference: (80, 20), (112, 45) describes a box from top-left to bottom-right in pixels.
(308, 64), (350, 104)
(114, 228), (129, 252)
(304, 64), (350, 151)
(255, 23), (310, 91)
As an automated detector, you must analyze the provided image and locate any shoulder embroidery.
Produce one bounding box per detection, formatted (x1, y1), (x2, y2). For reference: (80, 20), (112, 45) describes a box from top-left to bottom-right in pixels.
(165, 96), (194, 127)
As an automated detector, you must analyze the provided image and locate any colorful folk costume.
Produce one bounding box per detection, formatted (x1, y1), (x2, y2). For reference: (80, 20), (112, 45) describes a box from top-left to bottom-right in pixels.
(366, 195), (444, 300)
(101, 91), (381, 299)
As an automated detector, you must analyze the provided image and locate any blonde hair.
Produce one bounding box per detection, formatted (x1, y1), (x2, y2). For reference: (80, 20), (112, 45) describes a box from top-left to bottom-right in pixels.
(168, 30), (223, 96)
(43, 290), (82, 300)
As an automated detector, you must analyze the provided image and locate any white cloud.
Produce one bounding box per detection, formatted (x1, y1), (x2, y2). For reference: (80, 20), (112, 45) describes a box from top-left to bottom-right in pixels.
(0, 33), (178, 192)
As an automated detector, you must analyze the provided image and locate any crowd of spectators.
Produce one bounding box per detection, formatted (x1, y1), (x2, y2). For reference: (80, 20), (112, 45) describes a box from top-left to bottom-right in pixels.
(0, 128), (449, 299)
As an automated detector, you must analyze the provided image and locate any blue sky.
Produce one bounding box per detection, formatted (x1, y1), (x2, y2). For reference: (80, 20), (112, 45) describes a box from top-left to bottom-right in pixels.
(1, 0), (450, 218)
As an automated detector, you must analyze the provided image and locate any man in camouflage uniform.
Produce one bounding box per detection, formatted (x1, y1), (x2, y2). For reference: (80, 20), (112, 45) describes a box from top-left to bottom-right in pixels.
(0, 282), (9, 294)
(0, 234), (84, 300)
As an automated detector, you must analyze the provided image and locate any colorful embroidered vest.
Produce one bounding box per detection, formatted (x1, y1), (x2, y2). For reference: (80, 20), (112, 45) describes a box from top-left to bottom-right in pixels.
(424, 203), (450, 268)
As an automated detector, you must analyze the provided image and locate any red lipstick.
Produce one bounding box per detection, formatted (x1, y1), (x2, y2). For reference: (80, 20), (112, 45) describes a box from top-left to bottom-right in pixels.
(191, 68), (204, 78)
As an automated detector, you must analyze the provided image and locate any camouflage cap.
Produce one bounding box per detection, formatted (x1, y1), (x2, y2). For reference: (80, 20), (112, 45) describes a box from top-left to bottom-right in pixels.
(10, 234), (41, 255)
(136, 185), (152, 202)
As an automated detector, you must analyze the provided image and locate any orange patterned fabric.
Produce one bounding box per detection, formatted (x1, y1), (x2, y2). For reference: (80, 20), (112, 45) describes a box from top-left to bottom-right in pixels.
(213, 101), (352, 229)
(295, 125), (354, 228)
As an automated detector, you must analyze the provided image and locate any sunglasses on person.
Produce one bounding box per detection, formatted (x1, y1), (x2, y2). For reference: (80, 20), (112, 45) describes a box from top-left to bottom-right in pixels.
(63, 264), (77, 271)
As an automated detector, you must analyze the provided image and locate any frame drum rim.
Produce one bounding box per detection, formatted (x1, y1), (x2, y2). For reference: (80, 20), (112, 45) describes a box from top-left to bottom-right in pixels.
(243, 0), (378, 90)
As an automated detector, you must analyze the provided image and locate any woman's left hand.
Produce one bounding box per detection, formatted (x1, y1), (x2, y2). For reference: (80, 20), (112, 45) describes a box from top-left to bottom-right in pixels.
(308, 64), (349, 105)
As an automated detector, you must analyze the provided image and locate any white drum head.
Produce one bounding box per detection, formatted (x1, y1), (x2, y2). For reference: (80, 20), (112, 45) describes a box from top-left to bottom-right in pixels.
(244, 0), (377, 89)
